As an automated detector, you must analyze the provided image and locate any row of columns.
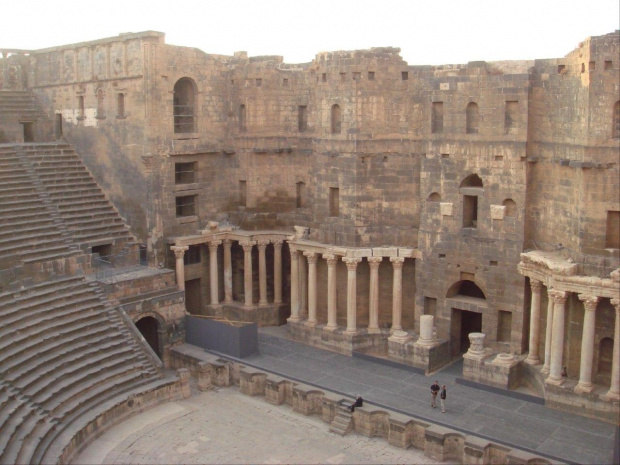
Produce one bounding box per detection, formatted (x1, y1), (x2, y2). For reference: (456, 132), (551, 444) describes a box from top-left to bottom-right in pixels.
(171, 240), (284, 308)
(288, 250), (406, 334)
(525, 279), (619, 399)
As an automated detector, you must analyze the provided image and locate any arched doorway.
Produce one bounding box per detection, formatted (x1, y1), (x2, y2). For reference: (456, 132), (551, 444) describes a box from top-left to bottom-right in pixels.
(173, 77), (196, 133)
(447, 280), (486, 356)
(135, 316), (161, 359)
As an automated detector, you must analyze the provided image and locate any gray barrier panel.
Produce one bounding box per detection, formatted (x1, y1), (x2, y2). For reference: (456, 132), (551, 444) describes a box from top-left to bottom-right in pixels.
(185, 315), (258, 358)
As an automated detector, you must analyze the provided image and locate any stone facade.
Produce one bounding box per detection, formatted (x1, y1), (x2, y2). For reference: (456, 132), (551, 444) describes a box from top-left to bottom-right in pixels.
(2, 30), (619, 419)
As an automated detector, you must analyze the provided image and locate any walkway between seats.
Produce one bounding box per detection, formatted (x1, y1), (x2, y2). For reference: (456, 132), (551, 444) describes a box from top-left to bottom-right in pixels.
(216, 326), (616, 465)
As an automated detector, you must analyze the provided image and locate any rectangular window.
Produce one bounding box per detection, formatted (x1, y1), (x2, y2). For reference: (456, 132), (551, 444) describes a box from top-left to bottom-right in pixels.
(298, 105), (308, 132)
(176, 195), (196, 217)
(505, 100), (519, 134)
(432, 102), (444, 134)
(322, 73), (327, 82)
(368, 71), (375, 81)
(606, 211), (620, 249)
(352, 72), (361, 80)
(424, 297), (437, 318)
(184, 245), (201, 265)
(340, 72), (346, 82)
(282, 78), (289, 86)
(256, 78), (262, 87)
(239, 180), (247, 207)
(401, 71), (409, 80)
(463, 195), (478, 228)
(329, 187), (339, 217)
(78, 95), (85, 119)
(497, 310), (512, 342)
(604, 61), (613, 70)
(175, 162), (196, 184)
(296, 181), (305, 208)
(117, 93), (125, 117)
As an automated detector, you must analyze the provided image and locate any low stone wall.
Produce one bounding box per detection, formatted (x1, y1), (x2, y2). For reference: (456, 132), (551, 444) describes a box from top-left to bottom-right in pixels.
(170, 344), (560, 465)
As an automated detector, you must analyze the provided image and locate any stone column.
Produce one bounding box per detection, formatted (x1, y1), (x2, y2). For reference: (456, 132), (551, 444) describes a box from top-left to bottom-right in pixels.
(547, 290), (568, 384)
(368, 257), (382, 334)
(605, 299), (620, 400)
(273, 240), (283, 305)
(541, 288), (555, 375)
(304, 252), (318, 326)
(223, 239), (233, 303)
(525, 279), (543, 365)
(575, 294), (598, 394)
(324, 254), (338, 330)
(343, 257), (361, 334)
(299, 253), (308, 318)
(390, 257), (405, 333)
(416, 315), (437, 346)
(208, 240), (221, 306)
(257, 240), (269, 306)
(288, 249), (300, 322)
(171, 246), (188, 291)
(240, 241), (255, 308)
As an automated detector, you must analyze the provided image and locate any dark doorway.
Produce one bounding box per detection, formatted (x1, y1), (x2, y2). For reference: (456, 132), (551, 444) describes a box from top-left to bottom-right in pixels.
(21, 122), (34, 142)
(135, 316), (160, 358)
(185, 278), (202, 314)
(55, 114), (63, 139)
(451, 309), (482, 356)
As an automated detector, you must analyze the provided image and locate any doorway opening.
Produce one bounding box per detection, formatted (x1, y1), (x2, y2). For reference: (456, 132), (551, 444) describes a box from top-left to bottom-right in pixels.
(135, 316), (161, 358)
(21, 122), (34, 142)
(451, 309), (482, 356)
(185, 278), (202, 314)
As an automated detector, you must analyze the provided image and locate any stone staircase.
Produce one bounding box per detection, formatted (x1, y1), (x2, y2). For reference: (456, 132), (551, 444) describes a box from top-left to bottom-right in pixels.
(329, 405), (354, 436)
(0, 275), (168, 464)
(0, 90), (45, 123)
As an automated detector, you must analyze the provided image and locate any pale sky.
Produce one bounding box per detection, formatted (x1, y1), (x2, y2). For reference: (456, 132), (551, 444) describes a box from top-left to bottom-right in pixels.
(1, 0), (618, 65)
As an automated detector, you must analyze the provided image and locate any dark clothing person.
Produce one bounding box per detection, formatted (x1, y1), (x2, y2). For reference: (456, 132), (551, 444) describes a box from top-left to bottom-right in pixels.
(349, 395), (363, 412)
(440, 385), (447, 413)
(430, 381), (440, 408)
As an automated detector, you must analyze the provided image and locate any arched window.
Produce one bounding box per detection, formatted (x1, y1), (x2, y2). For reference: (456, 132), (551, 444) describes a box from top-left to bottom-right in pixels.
(446, 280), (486, 299)
(331, 104), (341, 134)
(96, 89), (105, 119)
(502, 198), (517, 217)
(466, 102), (479, 134)
(613, 101), (620, 139)
(173, 77), (196, 133)
(239, 104), (247, 132)
(427, 192), (441, 202)
(598, 337), (613, 374)
(460, 174), (483, 188)
(117, 93), (125, 117)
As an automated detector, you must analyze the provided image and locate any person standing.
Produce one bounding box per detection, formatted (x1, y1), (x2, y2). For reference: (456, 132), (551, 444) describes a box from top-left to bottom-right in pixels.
(440, 385), (447, 413)
(430, 380), (440, 408)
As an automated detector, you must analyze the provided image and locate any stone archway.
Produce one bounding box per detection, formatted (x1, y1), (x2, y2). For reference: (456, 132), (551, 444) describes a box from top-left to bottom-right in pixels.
(446, 280), (487, 357)
(135, 316), (161, 358)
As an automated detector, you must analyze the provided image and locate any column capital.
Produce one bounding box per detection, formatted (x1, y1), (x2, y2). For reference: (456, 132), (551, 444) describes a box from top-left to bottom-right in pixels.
(578, 294), (599, 311)
(342, 257), (362, 270)
(549, 289), (568, 305)
(239, 240), (256, 250)
(303, 251), (318, 264)
(324, 254), (339, 266)
(290, 249), (300, 261)
(368, 256), (383, 267)
(530, 279), (543, 293)
(171, 245), (188, 259)
(272, 240), (283, 248)
(390, 256), (405, 268)
(257, 239), (270, 249)
(208, 240), (222, 249)
(222, 238), (233, 246)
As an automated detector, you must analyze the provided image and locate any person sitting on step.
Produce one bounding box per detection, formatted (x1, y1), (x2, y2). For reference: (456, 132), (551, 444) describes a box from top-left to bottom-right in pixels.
(348, 394), (363, 412)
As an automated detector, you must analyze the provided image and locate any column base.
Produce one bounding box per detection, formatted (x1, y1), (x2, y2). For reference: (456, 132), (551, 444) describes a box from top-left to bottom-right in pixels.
(209, 303), (221, 309)
(367, 327), (382, 335)
(389, 326), (403, 335)
(305, 320), (318, 328)
(287, 316), (302, 323)
(344, 328), (359, 335)
(601, 390), (620, 401)
(524, 355), (541, 365)
(574, 382), (594, 394)
(540, 365), (550, 376)
(258, 302), (269, 307)
(324, 324), (338, 332)
(545, 376), (565, 387)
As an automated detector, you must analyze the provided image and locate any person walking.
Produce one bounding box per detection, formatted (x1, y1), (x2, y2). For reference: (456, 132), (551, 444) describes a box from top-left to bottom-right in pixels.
(430, 380), (440, 408)
(440, 385), (447, 413)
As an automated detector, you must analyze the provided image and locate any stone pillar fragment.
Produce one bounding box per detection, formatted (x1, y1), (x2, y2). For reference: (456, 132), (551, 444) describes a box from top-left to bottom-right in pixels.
(390, 257), (405, 332)
(299, 253), (308, 318)
(304, 252), (318, 325)
(324, 254), (338, 330)
(575, 294), (598, 393)
(367, 257), (382, 333)
(257, 240), (269, 306)
(605, 300), (620, 400)
(288, 249), (301, 322)
(208, 240), (221, 306)
(547, 290), (568, 384)
(525, 279), (542, 365)
(171, 246), (188, 291)
(223, 239), (233, 303)
(343, 257), (361, 334)
(273, 241), (283, 304)
(541, 289), (555, 375)
(240, 241), (255, 308)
